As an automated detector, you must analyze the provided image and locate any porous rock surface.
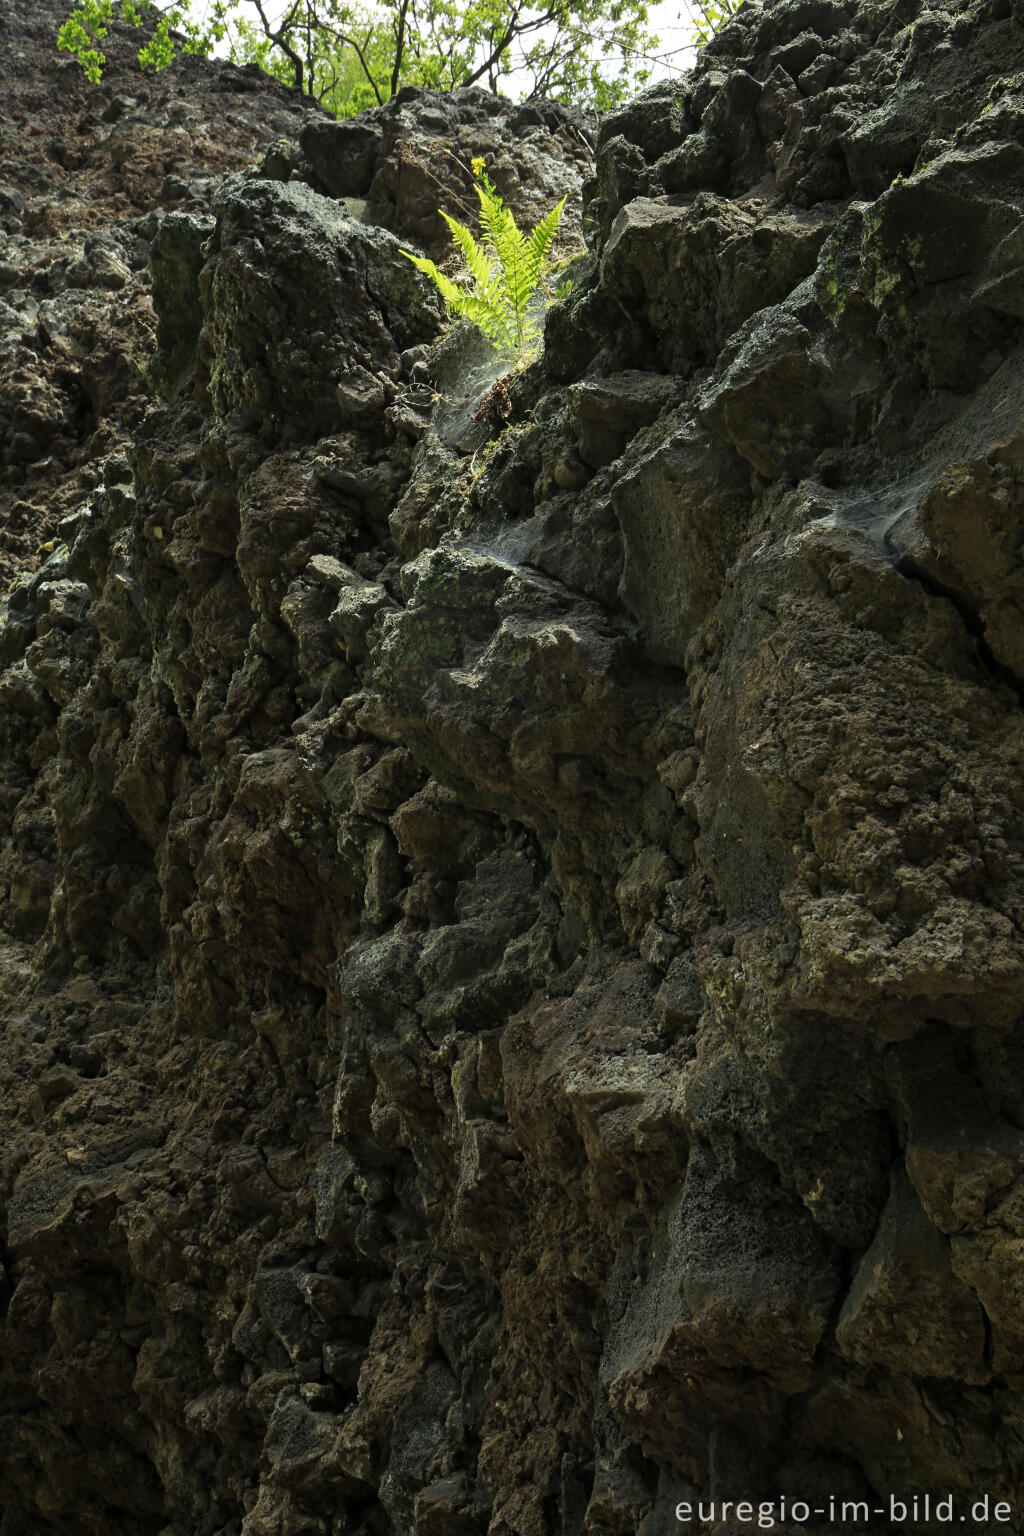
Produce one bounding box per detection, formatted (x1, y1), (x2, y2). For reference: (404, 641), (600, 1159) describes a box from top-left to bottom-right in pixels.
(0, 0), (323, 589)
(2, 0), (1024, 1532)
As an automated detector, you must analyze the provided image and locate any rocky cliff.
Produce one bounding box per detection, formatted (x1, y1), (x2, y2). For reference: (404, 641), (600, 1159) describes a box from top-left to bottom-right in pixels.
(2, 0), (1024, 1532)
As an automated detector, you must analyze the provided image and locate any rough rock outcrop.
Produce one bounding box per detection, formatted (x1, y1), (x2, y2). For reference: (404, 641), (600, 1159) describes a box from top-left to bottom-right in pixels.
(298, 89), (594, 256)
(0, 0), (327, 590)
(2, 0), (1024, 1533)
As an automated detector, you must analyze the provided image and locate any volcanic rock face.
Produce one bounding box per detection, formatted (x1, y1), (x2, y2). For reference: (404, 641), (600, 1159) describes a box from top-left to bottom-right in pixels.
(2, 0), (1024, 1533)
(0, 0), (326, 591)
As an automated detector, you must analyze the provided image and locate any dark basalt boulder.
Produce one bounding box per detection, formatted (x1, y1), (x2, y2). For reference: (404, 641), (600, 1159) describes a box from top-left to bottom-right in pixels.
(299, 85), (595, 256)
(3, 0), (1024, 1532)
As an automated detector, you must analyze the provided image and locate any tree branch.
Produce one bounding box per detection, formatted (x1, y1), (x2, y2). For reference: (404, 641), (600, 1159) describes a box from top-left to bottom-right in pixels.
(390, 0), (410, 97)
(319, 18), (384, 104)
(251, 0), (307, 93)
(460, 0), (556, 89)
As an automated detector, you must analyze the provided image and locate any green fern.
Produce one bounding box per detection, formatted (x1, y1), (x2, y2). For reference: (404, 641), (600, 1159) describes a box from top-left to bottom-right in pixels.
(402, 162), (569, 358)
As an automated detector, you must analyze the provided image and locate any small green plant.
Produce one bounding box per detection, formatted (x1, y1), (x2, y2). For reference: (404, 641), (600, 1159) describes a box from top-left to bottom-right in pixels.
(57, 0), (220, 83)
(401, 159), (571, 359)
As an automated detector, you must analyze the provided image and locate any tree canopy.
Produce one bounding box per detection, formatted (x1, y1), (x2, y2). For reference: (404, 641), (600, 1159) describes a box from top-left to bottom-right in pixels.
(58, 0), (672, 114)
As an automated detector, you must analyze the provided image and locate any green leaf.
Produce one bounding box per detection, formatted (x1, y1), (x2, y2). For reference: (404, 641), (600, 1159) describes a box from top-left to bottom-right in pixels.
(439, 211), (495, 299)
(527, 197), (566, 273)
(58, 0), (669, 109)
(402, 159), (568, 358)
(401, 246), (514, 349)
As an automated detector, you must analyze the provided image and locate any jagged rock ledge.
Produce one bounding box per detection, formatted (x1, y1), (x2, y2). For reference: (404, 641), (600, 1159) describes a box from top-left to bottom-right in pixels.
(2, 0), (1024, 1532)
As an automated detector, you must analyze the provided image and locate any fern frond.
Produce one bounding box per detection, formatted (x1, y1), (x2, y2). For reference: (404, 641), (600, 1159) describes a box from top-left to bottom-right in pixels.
(401, 248), (513, 348)
(455, 296), (516, 347)
(474, 185), (538, 347)
(400, 249), (469, 311)
(528, 196), (566, 271)
(403, 163), (569, 359)
(439, 211), (494, 297)
(475, 179), (517, 259)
